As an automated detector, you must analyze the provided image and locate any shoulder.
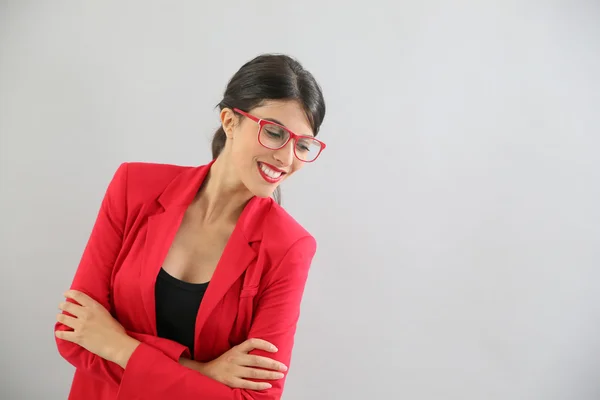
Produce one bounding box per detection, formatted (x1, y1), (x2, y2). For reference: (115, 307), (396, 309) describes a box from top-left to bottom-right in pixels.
(260, 199), (317, 263)
(110, 161), (190, 185)
(109, 161), (193, 202)
(123, 161), (191, 192)
(252, 200), (317, 289)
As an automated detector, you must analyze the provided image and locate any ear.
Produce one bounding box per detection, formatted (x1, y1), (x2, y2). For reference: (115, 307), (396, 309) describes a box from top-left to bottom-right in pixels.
(220, 108), (238, 139)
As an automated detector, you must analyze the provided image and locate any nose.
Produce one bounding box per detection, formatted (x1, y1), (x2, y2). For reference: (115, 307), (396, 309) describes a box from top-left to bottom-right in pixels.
(272, 140), (295, 167)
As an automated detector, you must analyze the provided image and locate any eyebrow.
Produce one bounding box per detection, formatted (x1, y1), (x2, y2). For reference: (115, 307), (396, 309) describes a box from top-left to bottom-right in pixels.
(264, 118), (286, 126)
(262, 117), (315, 137)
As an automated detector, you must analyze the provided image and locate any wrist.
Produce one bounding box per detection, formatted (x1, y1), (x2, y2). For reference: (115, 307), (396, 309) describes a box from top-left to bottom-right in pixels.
(179, 357), (208, 375)
(113, 335), (141, 369)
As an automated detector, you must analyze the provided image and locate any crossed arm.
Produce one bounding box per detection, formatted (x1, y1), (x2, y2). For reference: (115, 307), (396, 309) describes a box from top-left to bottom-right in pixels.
(56, 289), (288, 390)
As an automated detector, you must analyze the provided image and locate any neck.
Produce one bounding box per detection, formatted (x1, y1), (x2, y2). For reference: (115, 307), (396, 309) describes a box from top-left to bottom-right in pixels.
(194, 152), (253, 224)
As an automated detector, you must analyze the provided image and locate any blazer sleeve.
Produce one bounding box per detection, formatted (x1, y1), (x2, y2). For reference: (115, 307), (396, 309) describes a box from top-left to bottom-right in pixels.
(115, 236), (317, 400)
(54, 163), (190, 387)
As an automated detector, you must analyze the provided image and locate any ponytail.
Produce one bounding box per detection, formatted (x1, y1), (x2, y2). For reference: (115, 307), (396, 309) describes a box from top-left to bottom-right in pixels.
(211, 127), (227, 159)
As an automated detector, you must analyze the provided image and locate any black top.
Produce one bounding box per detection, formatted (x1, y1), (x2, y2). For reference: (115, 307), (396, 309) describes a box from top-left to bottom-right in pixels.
(155, 268), (209, 358)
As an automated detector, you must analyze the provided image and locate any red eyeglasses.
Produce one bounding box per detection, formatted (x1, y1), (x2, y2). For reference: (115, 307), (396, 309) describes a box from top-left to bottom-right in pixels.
(234, 108), (326, 163)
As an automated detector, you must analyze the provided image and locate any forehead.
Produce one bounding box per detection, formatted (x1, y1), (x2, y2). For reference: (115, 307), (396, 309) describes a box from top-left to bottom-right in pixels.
(250, 100), (314, 137)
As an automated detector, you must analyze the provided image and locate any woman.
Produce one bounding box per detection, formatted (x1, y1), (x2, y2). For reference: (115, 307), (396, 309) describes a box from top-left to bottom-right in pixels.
(54, 53), (326, 400)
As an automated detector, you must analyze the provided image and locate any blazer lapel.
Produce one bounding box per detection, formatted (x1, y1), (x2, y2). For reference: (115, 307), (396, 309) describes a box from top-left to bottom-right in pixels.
(138, 163), (213, 333)
(140, 205), (187, 333)
(194, 222), (257, 335)
(194, 195), (271, 349)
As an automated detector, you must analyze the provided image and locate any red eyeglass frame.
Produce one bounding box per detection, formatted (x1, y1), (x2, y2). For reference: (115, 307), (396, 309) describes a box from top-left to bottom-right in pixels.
(233, 108), (326, 163)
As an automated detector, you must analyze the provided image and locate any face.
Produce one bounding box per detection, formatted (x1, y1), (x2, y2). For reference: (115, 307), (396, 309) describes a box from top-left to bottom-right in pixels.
(221, 100), (315, 198)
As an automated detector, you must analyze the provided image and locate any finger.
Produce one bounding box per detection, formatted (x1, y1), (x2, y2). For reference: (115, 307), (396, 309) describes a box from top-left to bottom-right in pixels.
(56, 313), (79, 330)
(238, 366), (285, 381)
(238, 338), (278, 353)
(64, 290), (94, 307)
(231, 378), (272, 391)
(242, 354), (288, 372)
(58, 301), (84, 317)
(55, 329), (79, 343)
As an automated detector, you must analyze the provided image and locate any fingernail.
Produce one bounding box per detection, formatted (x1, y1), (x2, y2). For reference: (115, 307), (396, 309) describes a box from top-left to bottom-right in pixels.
(282, 365), (288, 371)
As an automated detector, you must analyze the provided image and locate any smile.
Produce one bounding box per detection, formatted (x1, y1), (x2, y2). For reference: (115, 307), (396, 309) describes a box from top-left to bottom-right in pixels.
(257, 162), (285, 183)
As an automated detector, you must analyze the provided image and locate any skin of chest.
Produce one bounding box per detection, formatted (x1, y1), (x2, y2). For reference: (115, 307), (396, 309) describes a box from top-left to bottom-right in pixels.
(161, 207), (235, 285)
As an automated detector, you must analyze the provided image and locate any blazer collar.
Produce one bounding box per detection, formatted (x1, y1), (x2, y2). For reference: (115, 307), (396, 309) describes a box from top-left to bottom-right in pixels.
(156, 160), (213, 209)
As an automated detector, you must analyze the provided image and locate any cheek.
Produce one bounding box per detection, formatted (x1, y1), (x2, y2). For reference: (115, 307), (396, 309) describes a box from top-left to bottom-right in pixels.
(290, 159), (304, 174)
(231, 135), (262, 170)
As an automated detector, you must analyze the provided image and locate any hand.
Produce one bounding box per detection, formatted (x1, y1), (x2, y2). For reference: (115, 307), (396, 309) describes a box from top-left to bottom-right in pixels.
(55, 290), (140, 368)
(199, 338), (289, 390)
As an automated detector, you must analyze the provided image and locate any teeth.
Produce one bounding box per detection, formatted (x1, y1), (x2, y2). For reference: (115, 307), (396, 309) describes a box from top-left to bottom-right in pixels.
(259, 163), (282, 179)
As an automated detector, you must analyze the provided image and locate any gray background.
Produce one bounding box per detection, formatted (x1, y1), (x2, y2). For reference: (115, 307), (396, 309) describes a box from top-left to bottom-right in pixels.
(1, 1), (599, 399)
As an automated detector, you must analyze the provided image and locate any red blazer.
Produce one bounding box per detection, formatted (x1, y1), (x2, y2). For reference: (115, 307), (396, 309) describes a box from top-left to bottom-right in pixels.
(54, 161), (317, 400)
